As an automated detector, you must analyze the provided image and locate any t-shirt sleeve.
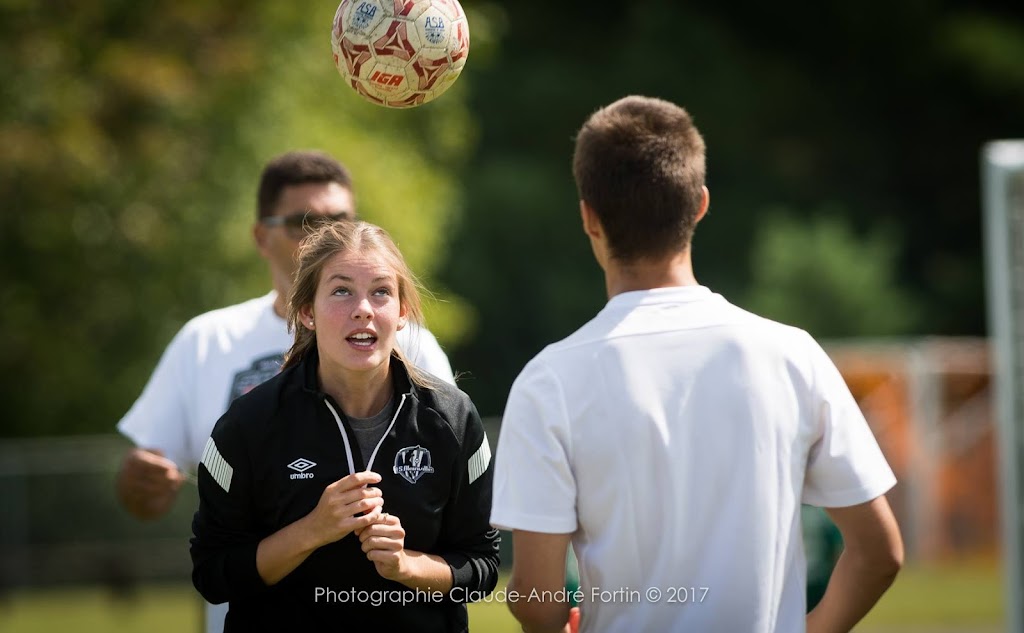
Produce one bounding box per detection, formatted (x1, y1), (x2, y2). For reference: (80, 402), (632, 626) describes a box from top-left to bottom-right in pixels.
(398, 324), (455, 386)
(116, 325), (194, 469)
(490, 358), (577, 534)
(802, 337), (897, 508)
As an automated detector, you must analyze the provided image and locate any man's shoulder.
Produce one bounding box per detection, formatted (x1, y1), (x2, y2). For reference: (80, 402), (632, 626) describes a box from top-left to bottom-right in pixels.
(719, 301), (815, 342)
(538, 291), (819, 364)
(183, 293), (275, 331)
(171, 294), (282, 357)
(213, 363), (294, 439)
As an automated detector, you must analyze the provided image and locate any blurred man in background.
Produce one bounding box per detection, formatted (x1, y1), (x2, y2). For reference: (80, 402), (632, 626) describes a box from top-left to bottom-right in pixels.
(113, 150), (455, 633)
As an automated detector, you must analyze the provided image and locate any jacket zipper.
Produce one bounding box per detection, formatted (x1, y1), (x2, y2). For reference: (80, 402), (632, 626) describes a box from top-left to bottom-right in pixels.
(323, 393), (409, 474)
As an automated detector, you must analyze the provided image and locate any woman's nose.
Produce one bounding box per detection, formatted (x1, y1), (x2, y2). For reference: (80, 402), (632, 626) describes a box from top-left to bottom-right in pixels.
(352, 297), (373, 320)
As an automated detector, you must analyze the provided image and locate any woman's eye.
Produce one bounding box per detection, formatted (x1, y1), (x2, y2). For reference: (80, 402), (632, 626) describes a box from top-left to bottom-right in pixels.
(332, 287), (351, 296)
(374, 287), (392, 296)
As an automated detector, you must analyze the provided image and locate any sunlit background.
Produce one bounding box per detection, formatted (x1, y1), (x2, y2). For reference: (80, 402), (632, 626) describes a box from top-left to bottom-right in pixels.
(1, 1), (1022, 630)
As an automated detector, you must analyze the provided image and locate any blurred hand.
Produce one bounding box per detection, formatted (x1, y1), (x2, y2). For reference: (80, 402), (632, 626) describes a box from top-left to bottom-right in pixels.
(115, 448), (185, 520)
(304, 471), (384, 548)
(357, 511), (407, 581)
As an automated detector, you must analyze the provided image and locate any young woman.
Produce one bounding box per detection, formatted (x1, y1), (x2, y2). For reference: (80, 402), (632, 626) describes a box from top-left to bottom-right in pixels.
(191, 221), (499, 631)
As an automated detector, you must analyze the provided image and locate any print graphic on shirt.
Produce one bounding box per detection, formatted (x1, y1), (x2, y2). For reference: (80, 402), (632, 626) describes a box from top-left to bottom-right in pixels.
(394, 445), (435, 484)
(227, 353), (284, 405)
(288, 458), (317, 480)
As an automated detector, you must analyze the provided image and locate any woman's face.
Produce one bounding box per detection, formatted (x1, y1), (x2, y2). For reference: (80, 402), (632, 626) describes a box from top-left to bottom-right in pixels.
(305, 248), (407, 380)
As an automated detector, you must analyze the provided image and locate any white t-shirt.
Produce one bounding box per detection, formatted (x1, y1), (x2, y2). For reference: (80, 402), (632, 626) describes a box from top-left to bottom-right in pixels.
(117, 290), (455, 632)
(491, 286), (896, 633)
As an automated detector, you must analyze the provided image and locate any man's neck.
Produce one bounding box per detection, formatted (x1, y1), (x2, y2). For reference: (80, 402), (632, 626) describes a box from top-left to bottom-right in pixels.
(272, 277), (291, 319)
(604, 250), (699, 298)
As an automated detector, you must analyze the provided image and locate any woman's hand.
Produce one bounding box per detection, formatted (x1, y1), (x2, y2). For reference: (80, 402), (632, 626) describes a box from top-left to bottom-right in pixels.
(357, 511), (408, 581)
(257, 471), (383, 586)
(303, 471), (384, 548)
(357, 512), (455, 591)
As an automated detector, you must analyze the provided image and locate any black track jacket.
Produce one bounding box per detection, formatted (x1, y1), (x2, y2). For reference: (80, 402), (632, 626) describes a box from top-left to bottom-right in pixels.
(190, 351), (500, 632)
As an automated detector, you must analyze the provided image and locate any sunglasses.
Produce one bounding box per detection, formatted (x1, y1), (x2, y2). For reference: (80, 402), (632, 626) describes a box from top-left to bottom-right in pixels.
(261, 210), (357, 240)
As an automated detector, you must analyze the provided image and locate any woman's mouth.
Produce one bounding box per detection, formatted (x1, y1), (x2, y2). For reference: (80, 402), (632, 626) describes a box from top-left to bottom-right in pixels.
(346, 332), (377, 348)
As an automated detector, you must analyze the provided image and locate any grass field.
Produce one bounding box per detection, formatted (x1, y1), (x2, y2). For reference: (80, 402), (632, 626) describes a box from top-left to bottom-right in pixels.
(0, 562), (1004, 632)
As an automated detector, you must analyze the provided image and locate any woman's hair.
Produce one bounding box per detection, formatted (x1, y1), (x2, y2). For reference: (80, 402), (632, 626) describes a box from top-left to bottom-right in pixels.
(282, 220), (436, 389)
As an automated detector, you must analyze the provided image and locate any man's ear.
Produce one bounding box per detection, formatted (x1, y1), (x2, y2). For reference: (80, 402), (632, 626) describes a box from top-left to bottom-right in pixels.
(695, 186), (711, 223)
(580, 200), (602, 239)
(253, 222), (270, 258)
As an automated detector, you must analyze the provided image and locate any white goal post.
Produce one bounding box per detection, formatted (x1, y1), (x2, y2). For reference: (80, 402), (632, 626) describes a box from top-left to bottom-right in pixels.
(983, 139), (1024, 633)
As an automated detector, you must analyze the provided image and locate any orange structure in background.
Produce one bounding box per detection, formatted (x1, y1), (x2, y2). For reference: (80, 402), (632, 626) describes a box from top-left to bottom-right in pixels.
(826, 337), (998, 561)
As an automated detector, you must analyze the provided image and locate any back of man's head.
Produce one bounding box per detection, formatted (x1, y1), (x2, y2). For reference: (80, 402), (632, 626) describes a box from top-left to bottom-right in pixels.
(257, 151), (353, 219)
(572, 96), (706, 262)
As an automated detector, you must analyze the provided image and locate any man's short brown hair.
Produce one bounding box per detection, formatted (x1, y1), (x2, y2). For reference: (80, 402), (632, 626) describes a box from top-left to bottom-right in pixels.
(572, 96), (706, 262)
(257, 150), (354, 219)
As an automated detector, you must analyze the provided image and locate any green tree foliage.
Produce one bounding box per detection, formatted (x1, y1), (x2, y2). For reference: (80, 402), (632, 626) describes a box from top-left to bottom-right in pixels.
(444, 1), (1024, 414)
(3, 2), (1023, 431)
(0, 0), (480, 437)
(744, 213), (921, 337)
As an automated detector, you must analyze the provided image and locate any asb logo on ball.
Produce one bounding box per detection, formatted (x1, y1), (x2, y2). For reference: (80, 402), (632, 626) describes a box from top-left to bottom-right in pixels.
(331, 0), (470, 108)
(352, 1), (377, 29)
(423, 15), (446, 44)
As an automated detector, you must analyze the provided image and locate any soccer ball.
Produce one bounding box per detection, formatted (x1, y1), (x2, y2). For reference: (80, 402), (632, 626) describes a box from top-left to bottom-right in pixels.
(331, 0), (470, 108)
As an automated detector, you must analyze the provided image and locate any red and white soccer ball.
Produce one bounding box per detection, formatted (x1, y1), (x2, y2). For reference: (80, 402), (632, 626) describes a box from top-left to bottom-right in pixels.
(331, 0), (470, 108)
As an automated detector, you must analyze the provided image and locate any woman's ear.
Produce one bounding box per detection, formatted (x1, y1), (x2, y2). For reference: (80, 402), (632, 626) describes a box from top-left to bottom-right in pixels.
(397, 301), (408, 331)
(298, 305), (315, 331)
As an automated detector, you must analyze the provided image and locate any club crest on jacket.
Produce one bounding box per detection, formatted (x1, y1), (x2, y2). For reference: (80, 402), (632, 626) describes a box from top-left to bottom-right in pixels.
(394, 445), (434, 484)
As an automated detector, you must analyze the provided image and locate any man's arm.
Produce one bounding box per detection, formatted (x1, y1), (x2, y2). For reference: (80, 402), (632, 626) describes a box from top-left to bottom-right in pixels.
(115, 447), (186, 520)
(806, 495), (903, 633)
(506, 530), (573, 633)
(115, 325), (194, 520)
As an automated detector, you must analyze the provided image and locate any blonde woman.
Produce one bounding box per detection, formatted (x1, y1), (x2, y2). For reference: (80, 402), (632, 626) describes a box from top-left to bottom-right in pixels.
(191, 221), (499, 632)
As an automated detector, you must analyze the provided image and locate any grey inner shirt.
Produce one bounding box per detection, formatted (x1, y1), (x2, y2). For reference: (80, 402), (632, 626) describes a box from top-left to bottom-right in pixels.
(347, 395), (396, 468)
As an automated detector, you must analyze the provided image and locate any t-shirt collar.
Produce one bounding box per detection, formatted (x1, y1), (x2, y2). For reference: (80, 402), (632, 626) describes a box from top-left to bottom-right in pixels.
(605, 285), (713, 310)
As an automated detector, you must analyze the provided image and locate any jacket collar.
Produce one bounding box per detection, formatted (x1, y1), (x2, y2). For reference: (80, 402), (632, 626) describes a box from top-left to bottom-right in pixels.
(299, 346), (415, 399)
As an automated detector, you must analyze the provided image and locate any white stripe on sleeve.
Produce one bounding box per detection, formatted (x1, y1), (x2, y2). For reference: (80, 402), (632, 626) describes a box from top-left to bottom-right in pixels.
(467, 434), (491, 485)
(200, 437), (234, 493)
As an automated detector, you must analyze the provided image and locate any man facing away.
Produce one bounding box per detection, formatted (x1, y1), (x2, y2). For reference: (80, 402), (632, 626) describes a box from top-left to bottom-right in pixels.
(114, 150), (455, 633)
(490, 96), (903, 633)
